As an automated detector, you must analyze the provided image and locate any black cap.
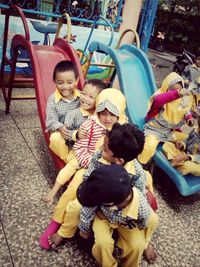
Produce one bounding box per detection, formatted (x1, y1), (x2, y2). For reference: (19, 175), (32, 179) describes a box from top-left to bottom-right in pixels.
(77, 164), (131, 207)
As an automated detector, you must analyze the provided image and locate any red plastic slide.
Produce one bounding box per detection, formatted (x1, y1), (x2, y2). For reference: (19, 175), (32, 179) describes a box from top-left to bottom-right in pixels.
(1, 6), (84, 170)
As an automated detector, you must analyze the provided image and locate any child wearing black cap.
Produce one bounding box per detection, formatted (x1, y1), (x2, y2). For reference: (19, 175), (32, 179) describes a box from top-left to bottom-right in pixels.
(77, 164), (159, 267)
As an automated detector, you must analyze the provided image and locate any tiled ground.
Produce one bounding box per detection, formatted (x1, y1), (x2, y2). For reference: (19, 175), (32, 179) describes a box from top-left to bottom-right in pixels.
(0, 50), (200, 267)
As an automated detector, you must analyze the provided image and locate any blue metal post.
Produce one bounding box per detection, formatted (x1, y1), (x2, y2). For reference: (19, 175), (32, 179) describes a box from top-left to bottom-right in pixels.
(138, 0), (159, 53)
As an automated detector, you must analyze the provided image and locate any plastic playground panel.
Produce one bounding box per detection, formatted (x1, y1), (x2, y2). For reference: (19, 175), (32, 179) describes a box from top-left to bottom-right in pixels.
(88, 41), (200, 196)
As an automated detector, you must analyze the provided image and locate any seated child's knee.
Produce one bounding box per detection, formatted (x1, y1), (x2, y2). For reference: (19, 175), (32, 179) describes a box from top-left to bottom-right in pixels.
(95, 235), (114, 249)
(148, 211), (159, 229)
(50, 132), (63, 143)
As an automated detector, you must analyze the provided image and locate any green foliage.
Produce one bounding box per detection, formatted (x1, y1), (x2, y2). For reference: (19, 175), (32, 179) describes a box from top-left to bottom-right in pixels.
(155, 0), (200, 53)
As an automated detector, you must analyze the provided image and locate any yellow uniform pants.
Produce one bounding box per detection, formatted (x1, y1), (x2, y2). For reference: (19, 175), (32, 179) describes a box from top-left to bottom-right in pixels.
(52, 168), (85, 224)
(56, 170), (155, 238)
(92, 211), (159, 267)
(144, 170), (154, 193)
(56, 150), (80, 185)
(138, 131), (187, 165)
(49, 132), (69, 163)
(58, 198), (82, 238)
(163, 142), (200, 176)
(138, 135), (160, 165)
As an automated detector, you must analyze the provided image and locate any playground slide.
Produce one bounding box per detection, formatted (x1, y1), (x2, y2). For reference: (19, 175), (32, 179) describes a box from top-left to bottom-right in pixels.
(11, 35), (84, 170)
(88, 41), (200, 196)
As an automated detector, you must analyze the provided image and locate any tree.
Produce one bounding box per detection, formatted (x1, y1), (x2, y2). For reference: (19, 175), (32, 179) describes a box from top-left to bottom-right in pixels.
(158, 0), (200, 16)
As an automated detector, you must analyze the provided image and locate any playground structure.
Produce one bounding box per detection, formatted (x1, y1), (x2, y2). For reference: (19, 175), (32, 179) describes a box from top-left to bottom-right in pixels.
(1, 4), (200, 197)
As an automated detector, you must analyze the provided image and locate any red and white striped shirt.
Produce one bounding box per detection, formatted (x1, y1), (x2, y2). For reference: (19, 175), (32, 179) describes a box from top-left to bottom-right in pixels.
(73, 116), (106, 168)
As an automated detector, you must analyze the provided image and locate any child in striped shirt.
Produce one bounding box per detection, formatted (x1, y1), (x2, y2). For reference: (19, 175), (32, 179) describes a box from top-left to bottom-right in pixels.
(44, 78), (106, 203)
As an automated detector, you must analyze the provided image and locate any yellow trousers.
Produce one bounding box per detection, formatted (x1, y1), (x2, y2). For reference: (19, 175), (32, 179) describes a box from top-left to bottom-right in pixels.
(163, 142), (200, 176)
(56, 170), (155, 238)
(138, 131), (187, 165)
(144, 170), (154, 193)
(138, 135), (160, 165)
(92, 211), (159, 267)
(56, 150), (80, 185)
(58, 198), (82, 238)
(49, 132), (69, 163)
(52, 168), (85, 224)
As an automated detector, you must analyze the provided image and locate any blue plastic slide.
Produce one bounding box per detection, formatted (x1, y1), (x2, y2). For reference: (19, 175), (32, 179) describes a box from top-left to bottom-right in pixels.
(88, 41), (200, 196)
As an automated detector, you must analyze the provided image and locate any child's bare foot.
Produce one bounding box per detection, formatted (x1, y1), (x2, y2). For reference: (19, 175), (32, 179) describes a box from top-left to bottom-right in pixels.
(48, 233), (64, 248)
(143, 244), (157, 264)
(43, 190), (55, 203)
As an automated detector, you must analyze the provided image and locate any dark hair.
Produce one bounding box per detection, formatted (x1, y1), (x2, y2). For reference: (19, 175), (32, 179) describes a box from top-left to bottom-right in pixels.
(107, 123), (145, 163)
(198, 116), (200, 128)
(53, 60), (78, 81)
(85, 79), (107, 92)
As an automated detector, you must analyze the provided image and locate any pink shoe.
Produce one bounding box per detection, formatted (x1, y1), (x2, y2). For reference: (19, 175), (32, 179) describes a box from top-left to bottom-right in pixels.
(39, 220), (60, 250)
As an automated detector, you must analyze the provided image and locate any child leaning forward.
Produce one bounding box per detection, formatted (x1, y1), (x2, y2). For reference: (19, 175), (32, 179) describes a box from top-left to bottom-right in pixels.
(77, 164), (159, 267)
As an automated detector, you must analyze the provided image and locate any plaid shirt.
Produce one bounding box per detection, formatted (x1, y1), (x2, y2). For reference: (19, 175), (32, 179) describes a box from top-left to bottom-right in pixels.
(64, 107), (91, 142)
(79, 151), (148, 233)
(184, 129), (200, 163)
(83, 151), (146, 194)
(79, 187), (150, 233)
(46, 89), (80, 132)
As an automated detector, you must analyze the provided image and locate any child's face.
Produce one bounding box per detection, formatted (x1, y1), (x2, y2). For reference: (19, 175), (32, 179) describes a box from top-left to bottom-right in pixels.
(195, 57), (200, 68)
(101, 135), (116, 163)
(80, 84), (100, 112)
(55, 70), (79, 99)
(98, 109), (118, 129)
(168, 82), (182, 91)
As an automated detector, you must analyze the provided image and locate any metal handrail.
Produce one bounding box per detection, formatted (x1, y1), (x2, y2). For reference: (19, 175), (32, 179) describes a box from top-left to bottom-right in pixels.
(0, 1), (123, 28)
(80, 15), (114, 64)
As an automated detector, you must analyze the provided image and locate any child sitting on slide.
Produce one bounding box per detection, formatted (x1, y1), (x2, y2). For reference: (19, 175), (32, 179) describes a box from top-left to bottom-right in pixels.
(162, 116), (200, 176)
(44, 78), (106, 203)
(138, 72), (194, 168)
(46, 60), (80, 163)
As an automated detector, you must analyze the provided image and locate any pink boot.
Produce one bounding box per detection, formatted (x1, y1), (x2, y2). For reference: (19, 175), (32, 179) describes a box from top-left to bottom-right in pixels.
(39, 220), (60, 250)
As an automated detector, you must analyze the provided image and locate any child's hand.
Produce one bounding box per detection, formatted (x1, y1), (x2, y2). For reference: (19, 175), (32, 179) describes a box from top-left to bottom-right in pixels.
(175, 141), (184, 150)
(179, 88), (189, 96)
(77, 126), (87, 139)
(58, 126), (70, 139)
(79, 231), (90, 239)
(171, 154), (188, 166)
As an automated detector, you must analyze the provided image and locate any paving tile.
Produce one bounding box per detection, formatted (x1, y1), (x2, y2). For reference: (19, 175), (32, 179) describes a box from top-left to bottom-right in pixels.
(0, 223), (13, 267)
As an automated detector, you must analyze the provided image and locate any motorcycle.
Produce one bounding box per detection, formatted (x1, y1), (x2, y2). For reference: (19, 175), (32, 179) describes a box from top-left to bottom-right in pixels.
(173, 49), (196, 75)
(149, 30), (166, 52)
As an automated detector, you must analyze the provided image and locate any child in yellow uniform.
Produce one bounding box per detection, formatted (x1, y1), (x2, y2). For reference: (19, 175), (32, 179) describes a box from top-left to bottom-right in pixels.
(138, 72), (194, 167)
(46, 60), (80, 163)
(39, 88), (128, 249)
(44, 79), (106, 203)
(77, 164), (159, 267)
(162, 116), (200, 176)
(182, 55), (200, 116)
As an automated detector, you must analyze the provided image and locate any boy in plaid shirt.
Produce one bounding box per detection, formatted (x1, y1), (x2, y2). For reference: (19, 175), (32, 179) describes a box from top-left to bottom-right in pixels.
(77, 164), (159, 267)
